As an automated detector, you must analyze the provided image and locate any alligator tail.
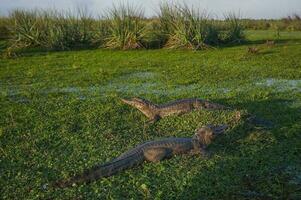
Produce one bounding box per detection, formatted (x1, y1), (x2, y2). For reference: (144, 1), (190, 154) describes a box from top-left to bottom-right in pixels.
(53, 153), (144, 188)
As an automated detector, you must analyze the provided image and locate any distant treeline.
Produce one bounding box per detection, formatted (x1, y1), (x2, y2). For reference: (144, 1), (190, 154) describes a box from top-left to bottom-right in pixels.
(0, 3), (300, 55)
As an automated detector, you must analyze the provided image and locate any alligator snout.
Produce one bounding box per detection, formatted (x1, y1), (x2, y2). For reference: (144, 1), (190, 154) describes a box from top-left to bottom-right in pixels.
(210, 124), (228, 136)
(120, 97), (145, 106)
(196, 124), (228, 136)
(120, 98), (132, 105)
(120, 98), (141, 107)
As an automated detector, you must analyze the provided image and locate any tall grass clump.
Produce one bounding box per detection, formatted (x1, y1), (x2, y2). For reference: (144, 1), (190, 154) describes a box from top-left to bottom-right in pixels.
(8, 10), (42, 50)
(49, 9), (97, 49)
(93, 18), (111, 47)
(219, 13), (245, 44)
(158, 3), (219, 50)
(6, 8), (103, 56)
(105, 4), (147, 49)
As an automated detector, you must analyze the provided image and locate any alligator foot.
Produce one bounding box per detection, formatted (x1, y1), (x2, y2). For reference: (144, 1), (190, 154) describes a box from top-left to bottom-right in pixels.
(146, 115), (161, 124)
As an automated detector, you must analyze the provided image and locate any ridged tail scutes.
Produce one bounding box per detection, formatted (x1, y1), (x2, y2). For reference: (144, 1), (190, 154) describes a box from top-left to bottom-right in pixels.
(53, 152), (143, 188)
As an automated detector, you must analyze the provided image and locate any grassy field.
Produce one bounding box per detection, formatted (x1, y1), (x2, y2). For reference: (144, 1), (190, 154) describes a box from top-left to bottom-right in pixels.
(0, 30), (301, 199)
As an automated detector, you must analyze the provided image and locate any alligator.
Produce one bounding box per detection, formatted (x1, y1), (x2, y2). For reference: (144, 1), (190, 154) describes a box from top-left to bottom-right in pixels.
(53, 124), (228, 188)
(266, 40), (275, 47)
(121, 97), (273, 128)
(121, 97), (229, 123)
(248, 47), (260, 54)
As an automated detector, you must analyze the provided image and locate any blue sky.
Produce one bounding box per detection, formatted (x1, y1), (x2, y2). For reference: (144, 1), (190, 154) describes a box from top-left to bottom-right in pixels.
(1, 0), (301, 19)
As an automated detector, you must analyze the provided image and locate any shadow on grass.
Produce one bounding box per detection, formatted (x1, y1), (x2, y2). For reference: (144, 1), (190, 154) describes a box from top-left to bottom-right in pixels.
(2, 45), (100, 58)
(177, 98), (300, 199)
(3, 37), (300, 59)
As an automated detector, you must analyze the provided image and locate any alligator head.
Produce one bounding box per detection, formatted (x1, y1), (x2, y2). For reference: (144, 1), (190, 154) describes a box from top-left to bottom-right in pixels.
(121, 97), (151, 108)
(121, 97), (159, 109)
(121, 97), (158, 119)
(194, 124), (228, 147)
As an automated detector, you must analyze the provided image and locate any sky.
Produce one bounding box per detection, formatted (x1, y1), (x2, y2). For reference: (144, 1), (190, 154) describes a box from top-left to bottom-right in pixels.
(0, 0), (301, 19)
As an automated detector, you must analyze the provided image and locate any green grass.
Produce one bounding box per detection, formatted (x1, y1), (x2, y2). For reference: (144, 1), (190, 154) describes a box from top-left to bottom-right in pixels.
(0, 30), (301, 199)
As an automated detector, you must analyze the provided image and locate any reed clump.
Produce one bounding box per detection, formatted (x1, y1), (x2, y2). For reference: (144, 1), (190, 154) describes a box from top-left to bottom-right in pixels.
(2, 3), (250, 54)
(157, 3), (220, 50)
(7, 9), (102, 51)
(104, 4), (147, 50)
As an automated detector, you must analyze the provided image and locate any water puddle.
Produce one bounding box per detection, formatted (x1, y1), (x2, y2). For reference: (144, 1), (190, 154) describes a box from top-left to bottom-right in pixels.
(1, 74), (301, 104)
(255, 78), (301, 92)
(117, 71), (156, 80)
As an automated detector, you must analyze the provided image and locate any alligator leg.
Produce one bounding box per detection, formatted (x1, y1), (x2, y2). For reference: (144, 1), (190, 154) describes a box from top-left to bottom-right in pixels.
(144, 147), (173, 162)
(188, 148), (210, 158)
(146, 115), (161, 124)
